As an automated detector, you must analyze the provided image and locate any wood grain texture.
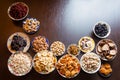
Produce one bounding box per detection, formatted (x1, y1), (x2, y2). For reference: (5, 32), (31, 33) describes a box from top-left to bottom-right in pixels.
(0, 0), (120, 80)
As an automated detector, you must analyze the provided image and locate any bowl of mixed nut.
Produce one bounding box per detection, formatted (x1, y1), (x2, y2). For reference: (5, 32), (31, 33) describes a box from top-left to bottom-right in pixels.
(32, 36), (49, 53)
(23, 18), (40, 34)
(96, 39), (117, 61)
(56, 54), (81, 78)
(80, 52), (101, 74)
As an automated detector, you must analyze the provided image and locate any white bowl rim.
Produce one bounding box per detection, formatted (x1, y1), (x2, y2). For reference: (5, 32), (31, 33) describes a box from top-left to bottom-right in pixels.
(93, 21), (111, 38)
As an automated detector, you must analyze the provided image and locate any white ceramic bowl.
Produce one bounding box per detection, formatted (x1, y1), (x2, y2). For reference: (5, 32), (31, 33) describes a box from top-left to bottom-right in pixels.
(80, 52), (101, 74)
(67, 44), (80, 56)
(7, 32), (30, 54)
(56, 54), (81, 78)
(8, 51), (32, 76)
(96, 39), (117, 61)
(32, 50), (57, 74)
(50, 41), (65, 56)
(78, 36), (95, 53)
(93, 21), (111, 38)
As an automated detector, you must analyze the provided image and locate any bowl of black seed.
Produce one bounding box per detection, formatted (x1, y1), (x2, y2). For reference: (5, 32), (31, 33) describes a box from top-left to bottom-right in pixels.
(93, 21), (111, 38)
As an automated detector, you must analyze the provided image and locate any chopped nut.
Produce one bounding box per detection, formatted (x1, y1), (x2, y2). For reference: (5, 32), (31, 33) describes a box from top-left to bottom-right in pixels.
(102, 44), (109, 51)
(109, 50), (116, 55)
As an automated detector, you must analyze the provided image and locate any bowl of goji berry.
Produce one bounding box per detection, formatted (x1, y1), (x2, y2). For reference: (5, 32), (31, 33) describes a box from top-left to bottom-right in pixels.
(8, 2), (29, 21)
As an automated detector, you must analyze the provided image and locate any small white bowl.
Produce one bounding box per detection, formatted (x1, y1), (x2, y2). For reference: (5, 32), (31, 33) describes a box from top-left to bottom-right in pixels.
(67, 44), (80, 56)
(80, 52), (101, 74)
(96, 39), (117, 61)
(93, 21), (111, 38)
(50, 41), (65, 56)
(8, 2), (29, 21)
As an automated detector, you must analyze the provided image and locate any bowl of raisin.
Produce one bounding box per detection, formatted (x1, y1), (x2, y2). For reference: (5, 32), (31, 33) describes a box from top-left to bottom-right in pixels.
(93, 21), (111, 38)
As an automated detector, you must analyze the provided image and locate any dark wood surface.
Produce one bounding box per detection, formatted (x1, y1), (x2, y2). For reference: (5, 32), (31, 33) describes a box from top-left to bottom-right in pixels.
(0, 0), (120, 80)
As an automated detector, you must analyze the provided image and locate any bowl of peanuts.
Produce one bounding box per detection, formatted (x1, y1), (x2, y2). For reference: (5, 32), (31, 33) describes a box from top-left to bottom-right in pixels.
(31, 36), (49, 53)
(50, 41), (65, 56)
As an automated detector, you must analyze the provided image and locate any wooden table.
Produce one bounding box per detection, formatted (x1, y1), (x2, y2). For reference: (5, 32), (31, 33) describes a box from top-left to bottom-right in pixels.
(0, 0), (120, 80)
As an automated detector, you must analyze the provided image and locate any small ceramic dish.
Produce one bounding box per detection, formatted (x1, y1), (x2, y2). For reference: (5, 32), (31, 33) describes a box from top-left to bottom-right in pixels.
(80, 52), (101, 74)
(31, 36), (49, 53)
(8, 2), (29, 21)
(93, 21), (111, 38)
(7, 32), (30, 54)
(50, 41), (65, 56)
(67, 44), (80, 56)
(96, 39), (117, 61)
(8, 51), (32, 76)
(98, 63), (112, 78)
(23, 18), (40, 34)
(32, 50), (57, 74)
(56, 54), (81, 78)
(78, 36), (95, 53)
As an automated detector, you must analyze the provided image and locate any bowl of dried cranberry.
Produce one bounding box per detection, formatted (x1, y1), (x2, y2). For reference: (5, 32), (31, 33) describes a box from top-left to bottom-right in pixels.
(93, 21), (111, 38)
(8, 2), (29, 21)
